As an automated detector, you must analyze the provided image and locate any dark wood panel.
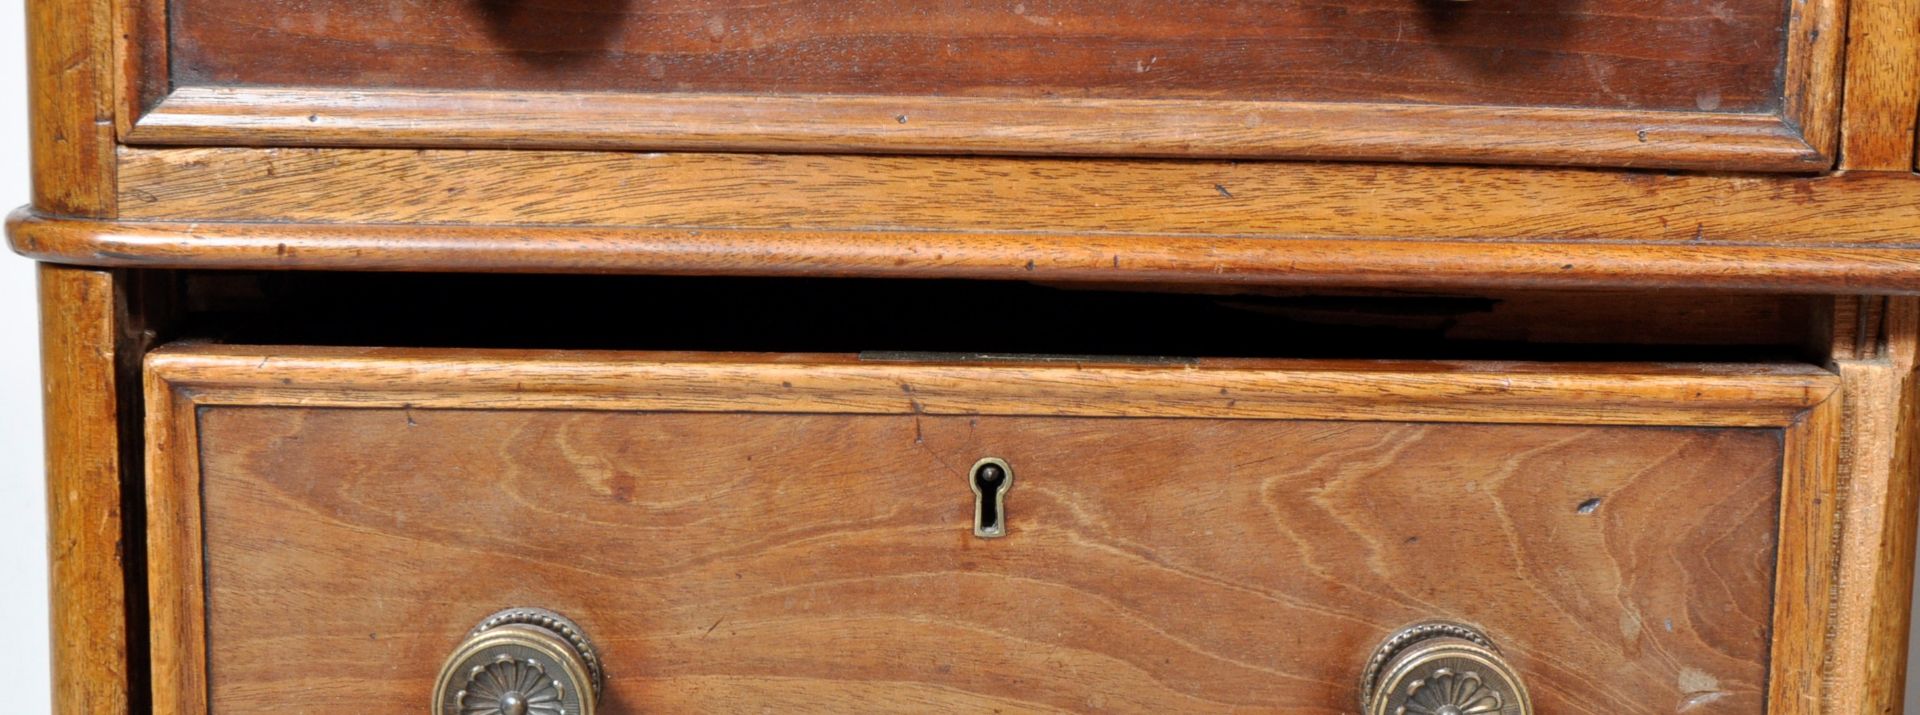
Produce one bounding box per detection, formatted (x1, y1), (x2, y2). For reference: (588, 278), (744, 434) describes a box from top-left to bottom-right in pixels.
(168, 0), (1788, 113)
(192, 406), (1782, 713)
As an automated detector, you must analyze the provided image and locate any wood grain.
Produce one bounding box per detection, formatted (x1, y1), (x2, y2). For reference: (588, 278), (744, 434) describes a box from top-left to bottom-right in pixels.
(41, 265), (129, 715)
(144, 346), (1828, 714)
(144, 345), (1837, 427)
(123, 87), (1829, 172)
(206, 412), (1783, 714)
(1822, 297), (1920, 715)
(166, 0), (1790, 112)
(24, 212), (1920, 293)
(135, 0), (1838, 170)
(28, 0), (117, 215)
(28, 0), (147, 700)
(21, 149), (1920, 290)
(111, 0), (167, 135)
(144, 354), (203, 715)
(1780, 0), (1850, 161)
(1862, 299), (1920, 715)
(110, 148), (1901, 243)
(1823, 297), (1891, 363)
(1771, 392), (1843, 715)
(1839, 0), (1920, 170)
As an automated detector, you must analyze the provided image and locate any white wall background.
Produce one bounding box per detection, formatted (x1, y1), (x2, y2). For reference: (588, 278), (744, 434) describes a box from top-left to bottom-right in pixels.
(4, 1), (51, 713)
(1, 2), (1919, 711)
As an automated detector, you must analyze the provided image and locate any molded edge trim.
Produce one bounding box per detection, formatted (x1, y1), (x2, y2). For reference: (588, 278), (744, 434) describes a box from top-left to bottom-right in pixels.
(13, 209), (1920, 293)
(127, 87), (1832, 173)
(146, 343), (1840, 429)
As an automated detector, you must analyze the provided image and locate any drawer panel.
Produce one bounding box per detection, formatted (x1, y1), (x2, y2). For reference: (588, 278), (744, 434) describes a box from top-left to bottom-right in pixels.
(170, 0), (1782, 112)
(122, 0), (1842, 170)
(145, 347), (1840, 713)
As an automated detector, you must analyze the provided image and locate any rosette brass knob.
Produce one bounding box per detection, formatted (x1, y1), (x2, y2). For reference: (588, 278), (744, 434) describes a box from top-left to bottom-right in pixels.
(434, 608), (604, 715)
(1360, 621), (1530, 715)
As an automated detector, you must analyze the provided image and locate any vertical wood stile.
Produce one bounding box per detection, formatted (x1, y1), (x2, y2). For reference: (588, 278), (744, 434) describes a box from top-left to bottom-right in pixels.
(1775, 395), (1845, 715)
(1825, 297), (1920, 715)
(27, 0), (118, 216)
(40, 266), (130, 715)
(1840, 0), (1920, 170)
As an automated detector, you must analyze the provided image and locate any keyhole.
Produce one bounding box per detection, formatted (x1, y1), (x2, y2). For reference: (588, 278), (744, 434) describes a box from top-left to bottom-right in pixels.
(970, 458), (1013, 538)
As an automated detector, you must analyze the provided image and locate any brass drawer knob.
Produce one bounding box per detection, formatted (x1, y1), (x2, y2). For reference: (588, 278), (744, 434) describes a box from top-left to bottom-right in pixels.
(434, 608), (604, 715)
(1360, 621), (1531, 715)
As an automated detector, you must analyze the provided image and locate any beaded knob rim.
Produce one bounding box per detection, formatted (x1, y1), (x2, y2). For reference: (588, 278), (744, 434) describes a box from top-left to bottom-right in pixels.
(1357, 620), (1499, 712)
(469, 607), (606, 699)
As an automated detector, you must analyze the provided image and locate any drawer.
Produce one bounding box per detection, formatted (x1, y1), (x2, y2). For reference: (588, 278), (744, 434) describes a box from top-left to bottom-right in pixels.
(122, 0), (1841, 171)
(145, 346), (1841, 713)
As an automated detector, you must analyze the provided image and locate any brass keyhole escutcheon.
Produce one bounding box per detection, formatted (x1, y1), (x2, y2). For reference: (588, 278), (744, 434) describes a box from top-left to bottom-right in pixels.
(970, 457), (1013, 538)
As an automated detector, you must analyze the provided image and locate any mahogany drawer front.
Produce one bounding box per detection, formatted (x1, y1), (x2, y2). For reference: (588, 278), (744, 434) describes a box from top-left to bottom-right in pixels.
(144, 347), (1842, 714)
(122, 0), (1841, 171)
(169, 0), (1782, 111)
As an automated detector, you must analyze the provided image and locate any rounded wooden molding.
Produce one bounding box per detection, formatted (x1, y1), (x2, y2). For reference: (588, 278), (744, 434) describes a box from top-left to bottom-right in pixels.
(12, 209), (1920, 294)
